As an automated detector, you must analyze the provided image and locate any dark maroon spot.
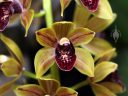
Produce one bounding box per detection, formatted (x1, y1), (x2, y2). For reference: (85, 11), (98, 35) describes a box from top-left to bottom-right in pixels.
(0, 2), (13, 32)
(80, 0), (99, 12)
(55, 40), (76, 71)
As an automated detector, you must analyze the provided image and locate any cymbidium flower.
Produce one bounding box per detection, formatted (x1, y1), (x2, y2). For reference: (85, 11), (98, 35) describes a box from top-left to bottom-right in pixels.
(87, 61), (125, 96)
(0, 34), (24, 95)
(0, 0), (34, 36)
(73, 5), (117, 60)
(35, 21), (95, 78)
(15, 78), (78, 96)
(60, 0), (113, 19)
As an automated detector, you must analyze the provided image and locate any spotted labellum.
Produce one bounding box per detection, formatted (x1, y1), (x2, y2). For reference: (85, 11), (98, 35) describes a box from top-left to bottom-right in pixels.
(80, 0), (99, 12)
(0, 0), (22, 32)
(55, 37), (76, 71)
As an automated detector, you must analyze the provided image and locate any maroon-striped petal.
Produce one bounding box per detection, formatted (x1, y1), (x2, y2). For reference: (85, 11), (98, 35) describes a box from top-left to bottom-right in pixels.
(55, 38), (76, 71)
(80, 0), (99, 12)
(0, 2), (13, 32)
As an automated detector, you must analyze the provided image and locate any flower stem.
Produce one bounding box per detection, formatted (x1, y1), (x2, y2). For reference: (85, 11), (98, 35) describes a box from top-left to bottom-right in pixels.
(71, 80), (89, 90)
(42, 0), (53, 27)
(34, 10), (45, 18)
(42, 0), (60, 81)
(23, 70), (36, 79)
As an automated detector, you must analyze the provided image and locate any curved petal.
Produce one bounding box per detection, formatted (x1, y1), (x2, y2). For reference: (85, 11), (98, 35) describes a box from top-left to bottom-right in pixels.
(38, 78), (60, 95)
(36, 28), (57, 47)
(94, 61), (118, 83)
(0, 34), (24, 65)
(82, 37), (113, 55)
(85, 14), (117, 32)
(60, 0), (72, 16)
(52, 21), (75, 40)
(75, 48), (94, 77)
(93, 0), (113, 19)
(1, 58), (21, 77)
(94, 48), (116, 62)
(73, 5), (91, 27)
(15, 84), (45, 96)
(56, 87), (78, 96)
(34, 48), (55, 78)
(68, 28), (95, 46)
(21, 9), (34, 37)
(91, 83), (116, 96)
(100, 82), (125, 94)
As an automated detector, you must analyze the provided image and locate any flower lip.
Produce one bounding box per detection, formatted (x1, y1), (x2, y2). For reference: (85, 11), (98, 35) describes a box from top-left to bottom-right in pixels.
(55, 37), (76, 71)
(80, 0), (99, 12)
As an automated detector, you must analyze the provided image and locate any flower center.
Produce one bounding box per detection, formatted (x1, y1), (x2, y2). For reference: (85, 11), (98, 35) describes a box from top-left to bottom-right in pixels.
(55, 37), (76, 71)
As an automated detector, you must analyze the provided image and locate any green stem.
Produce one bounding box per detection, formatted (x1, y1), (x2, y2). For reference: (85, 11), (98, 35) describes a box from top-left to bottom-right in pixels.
(42, 0), (53, 27)
(71, 80), (89, 90)
(23, 70), (36, 79)
(34, 10), (45, 18)
(42, 0), (60, 81)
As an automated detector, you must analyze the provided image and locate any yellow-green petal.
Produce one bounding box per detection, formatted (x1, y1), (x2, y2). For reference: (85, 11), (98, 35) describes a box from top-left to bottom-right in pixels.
(85, 14), (117, 32)
(91, 83), (116, 96)
(82, 37), (113, 55)
(94, 61), (118, 83)
(15, 84), (44, 96)
(52, 21), (75, 40)
(38, 78), (60, 95)
(75, 48), (94, 77)
(1, 58), (21, 77)
(21, 9), (34, 37)
(100, 82), (125, 94)
(0, 34), (24, 65)
(68, 28), (95, 46)
(73, 5), (90, 27)
(93, 0), (113, 19)
(34, 48), (55, 78)
(56, 87), (78, 96)
(94, 48), (116, 62)
(60, 0), (71, 16)
(36, 28), (57, 47)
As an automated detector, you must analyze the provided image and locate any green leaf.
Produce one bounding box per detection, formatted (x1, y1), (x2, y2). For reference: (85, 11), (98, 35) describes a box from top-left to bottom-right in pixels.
(1, 58), (21, 77)
(56, 87), (78, 96)
(94, 61), (118, 83)
(21, 9), (34, 37)
(34, 48), (55, 78)
(0, 34), (24, 65)
(91, 83), (116, 96)
(60, 0), (71, 16)
(36, 28), (57, 47)
(85, 14), (117, 32)
(0, 75), (20, 95)
(52, 21), (75, 40)
(93, 0), (113, 19)
(38, 78), (60, 95)
(22, 0), (32, 9)
(15, 84), (44, 96)
(75, 48), (94, 77)
(68, 28), (95, 46)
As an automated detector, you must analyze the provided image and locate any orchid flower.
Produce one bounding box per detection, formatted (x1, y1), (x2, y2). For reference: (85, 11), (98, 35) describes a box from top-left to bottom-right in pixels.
(35, 21), (95, 78)
(15, 78), (78, 96)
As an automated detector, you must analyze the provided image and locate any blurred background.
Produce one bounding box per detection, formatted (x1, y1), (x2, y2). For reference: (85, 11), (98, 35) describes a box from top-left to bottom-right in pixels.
(0, 0), (128, 96)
